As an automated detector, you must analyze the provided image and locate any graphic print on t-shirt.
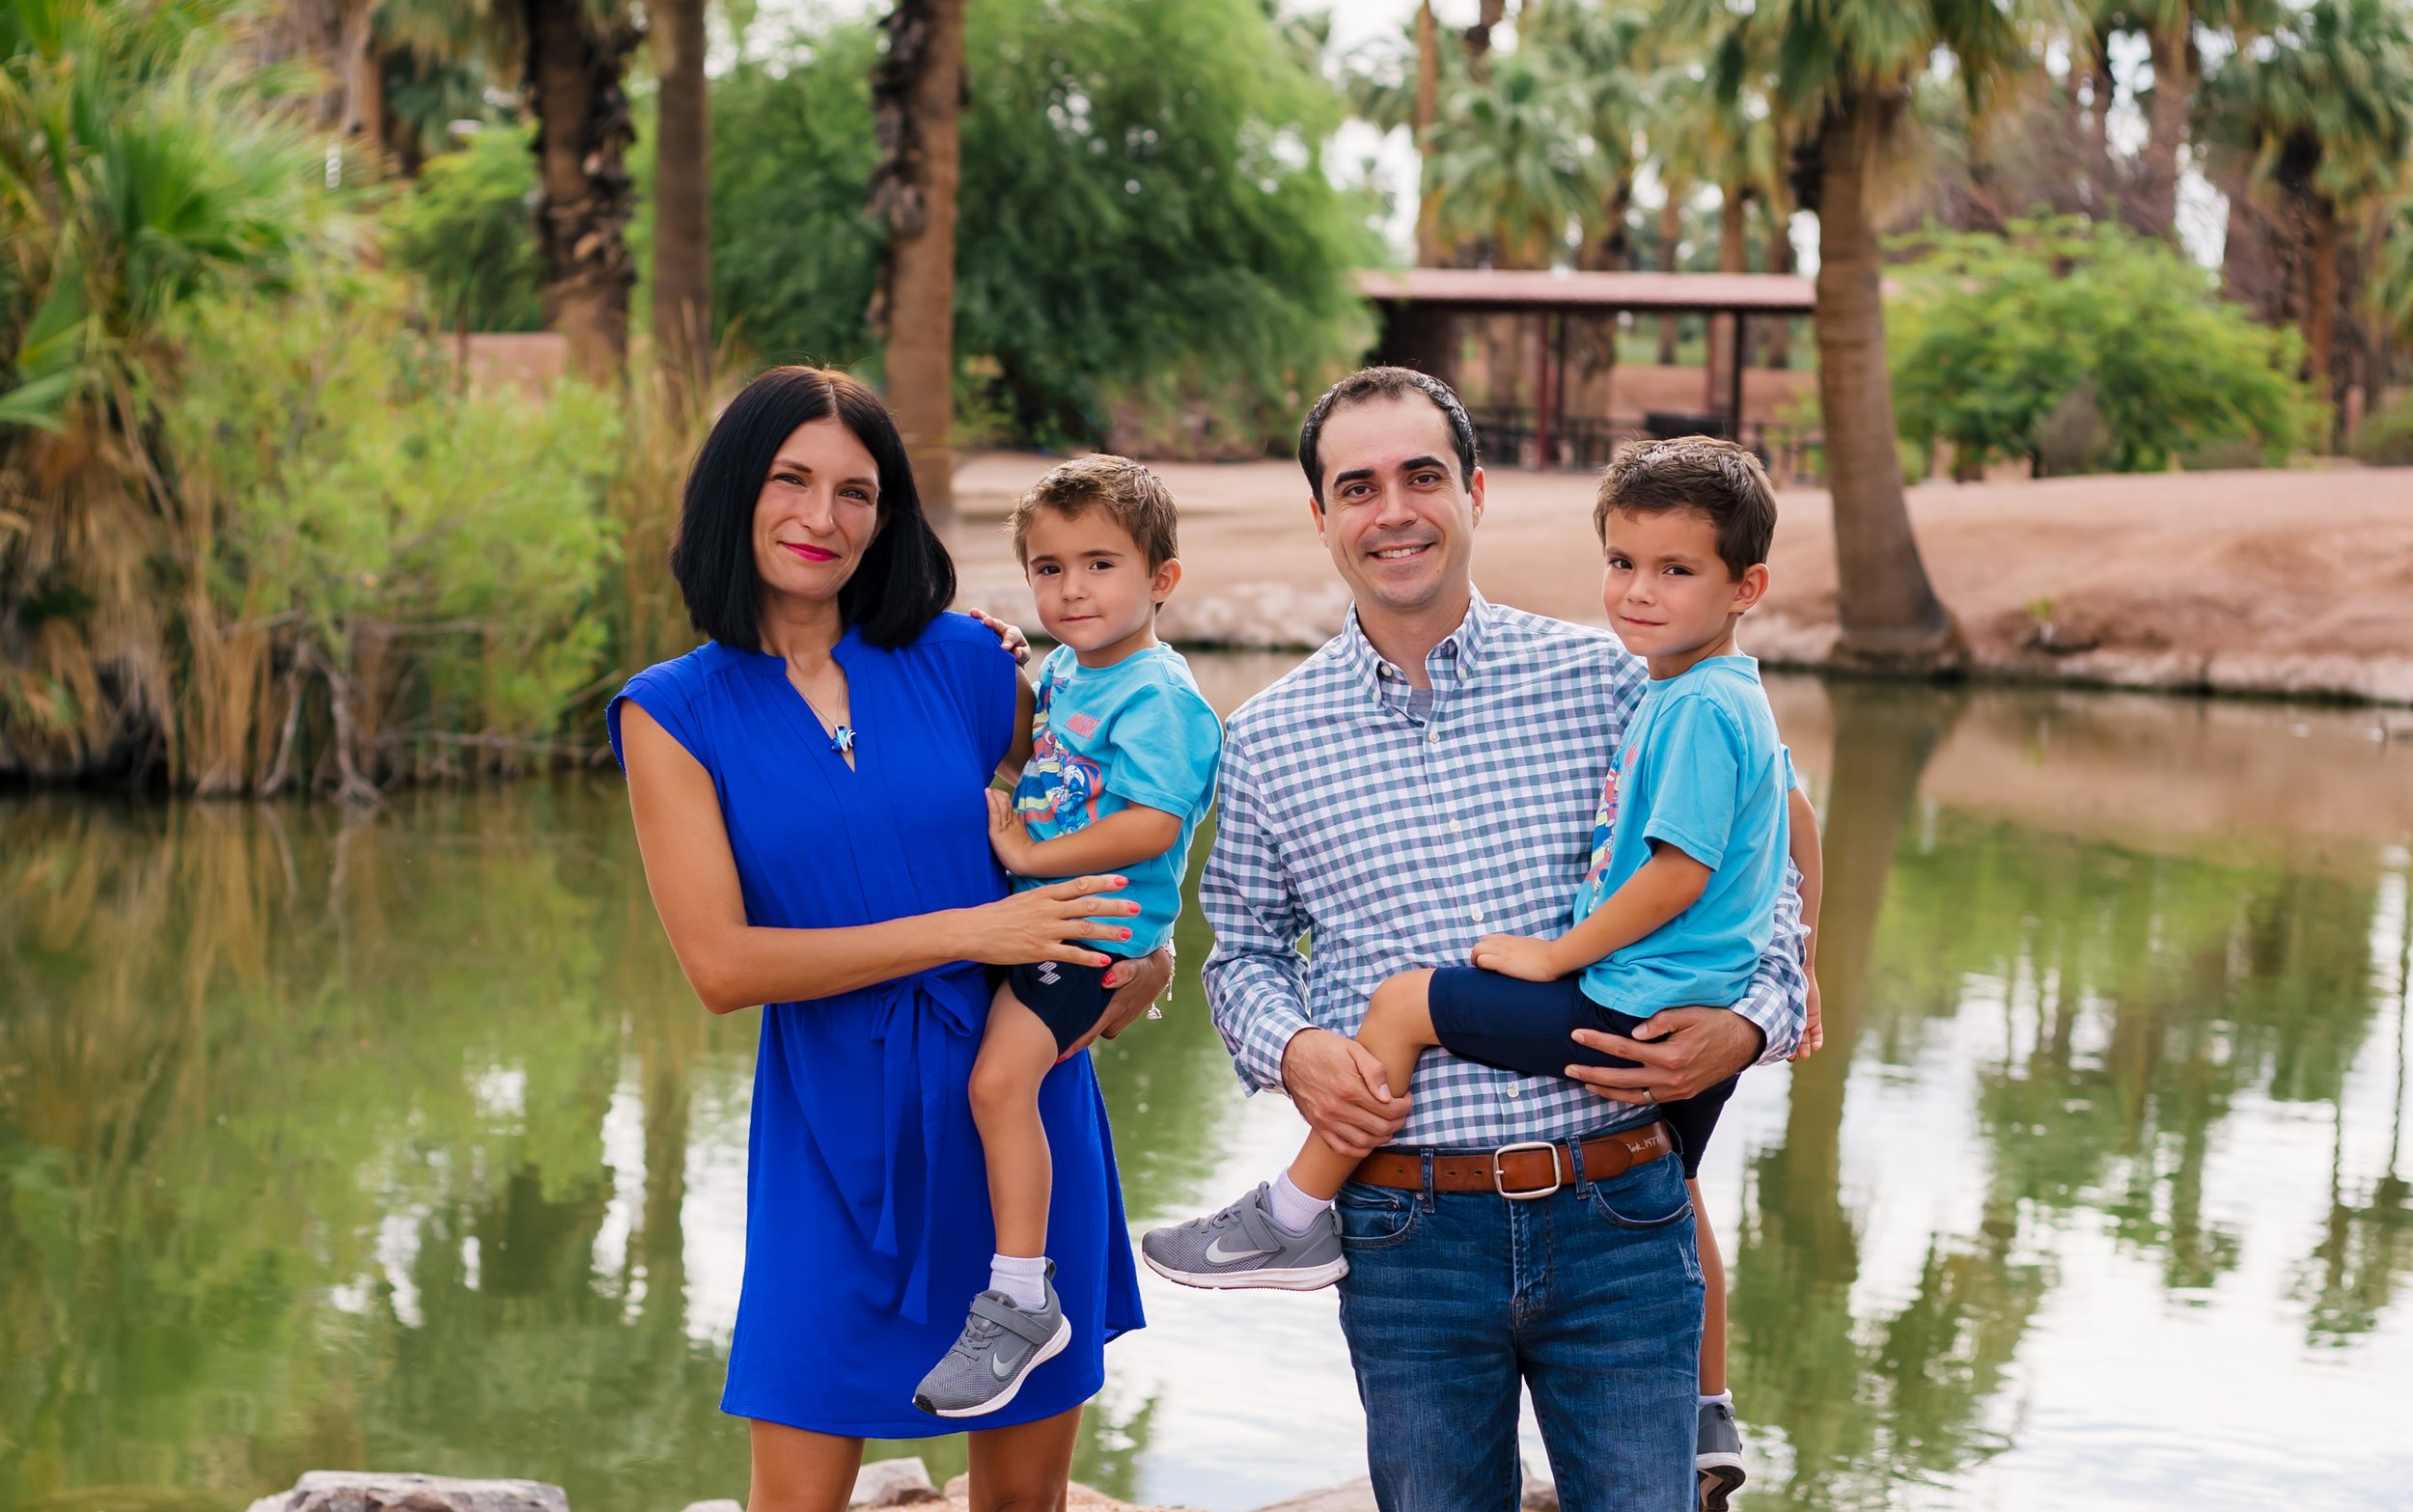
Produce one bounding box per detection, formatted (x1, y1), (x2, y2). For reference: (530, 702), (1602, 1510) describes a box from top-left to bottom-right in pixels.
(1013, 668), (1105, 834)
(1580, 744), (1631, 892)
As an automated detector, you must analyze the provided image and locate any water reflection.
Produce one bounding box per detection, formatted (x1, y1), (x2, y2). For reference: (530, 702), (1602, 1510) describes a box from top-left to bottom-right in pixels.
(3, 674), (2410, 1512)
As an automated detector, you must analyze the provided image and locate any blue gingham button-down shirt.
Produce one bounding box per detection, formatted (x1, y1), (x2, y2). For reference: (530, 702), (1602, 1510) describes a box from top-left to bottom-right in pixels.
(1200, 589), (1809, 1150)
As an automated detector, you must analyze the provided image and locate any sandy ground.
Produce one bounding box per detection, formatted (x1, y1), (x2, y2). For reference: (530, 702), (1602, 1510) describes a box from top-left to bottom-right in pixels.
(949, 454), (2413, 706)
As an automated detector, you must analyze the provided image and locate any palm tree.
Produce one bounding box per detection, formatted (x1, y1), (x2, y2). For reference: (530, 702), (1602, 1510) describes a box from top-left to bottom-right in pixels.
(2374, 203), (2413, 350)
(1669, 0), (2058, 670)
(868, 0), (968, 531)
(1428, 45), (1608, 411)
(1529, 2), (1650, 269)
(2205, 0), (2413, 442)
(1430, 50), (1610, 270)
(651, 0), (710, 395)
(2087, 2), (2276, 241)
(1648, 54), (1778, 407)
(1, 0), (332, 771)
(380, 0), (642, 384)
(1416, 1), (1446, 265)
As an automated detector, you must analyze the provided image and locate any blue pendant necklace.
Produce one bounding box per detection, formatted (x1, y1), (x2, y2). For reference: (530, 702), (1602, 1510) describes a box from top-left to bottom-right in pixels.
(791, 677), (855, 757)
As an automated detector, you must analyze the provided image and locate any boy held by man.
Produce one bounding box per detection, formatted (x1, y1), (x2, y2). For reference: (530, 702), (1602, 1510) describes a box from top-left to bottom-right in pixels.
(914, 456), (1222, 1420)
(1142, 438), (1820, 1511)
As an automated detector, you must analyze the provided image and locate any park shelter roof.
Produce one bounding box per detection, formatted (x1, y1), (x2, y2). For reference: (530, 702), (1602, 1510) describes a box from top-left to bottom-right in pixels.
(1359, 267), (1817, 316)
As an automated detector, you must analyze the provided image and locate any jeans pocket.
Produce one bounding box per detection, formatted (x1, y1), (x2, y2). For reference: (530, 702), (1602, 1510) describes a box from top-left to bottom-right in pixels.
(1335, 1182), (1421, 1251)
(1582, 1159), (1694, 1230)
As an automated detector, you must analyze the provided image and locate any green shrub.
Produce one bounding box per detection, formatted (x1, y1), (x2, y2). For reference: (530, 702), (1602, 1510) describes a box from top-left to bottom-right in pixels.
(1888, 218), (2321, 477)
(2352, 396), (2413, 466)
(706, 0), (1375, 450)
(384, 124), (546, 334)
(153, 273), (619, 791)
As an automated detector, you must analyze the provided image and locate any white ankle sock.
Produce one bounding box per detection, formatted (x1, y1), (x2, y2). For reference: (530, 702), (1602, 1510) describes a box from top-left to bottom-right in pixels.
(1266, 1171), (1332, 1232)
(1700, 1390), (1733, 1410)
(989, 1252), (1048, 1310)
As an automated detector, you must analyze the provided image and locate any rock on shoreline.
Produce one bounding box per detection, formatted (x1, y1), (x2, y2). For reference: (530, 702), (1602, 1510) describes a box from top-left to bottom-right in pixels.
(244, 1462), (1561, 1512)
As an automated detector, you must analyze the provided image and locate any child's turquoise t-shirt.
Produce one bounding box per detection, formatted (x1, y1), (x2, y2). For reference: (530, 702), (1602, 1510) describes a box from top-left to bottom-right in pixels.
(1011, 644), (1222, 957)
(1568, 654), (1789, 1015)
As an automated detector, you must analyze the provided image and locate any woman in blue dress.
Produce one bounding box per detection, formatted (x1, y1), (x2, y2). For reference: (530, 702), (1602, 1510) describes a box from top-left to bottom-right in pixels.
(611, 367), (1162, 1511)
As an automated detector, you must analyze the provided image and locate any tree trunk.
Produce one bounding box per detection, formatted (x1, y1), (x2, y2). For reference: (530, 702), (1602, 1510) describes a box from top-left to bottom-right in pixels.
(652, 0), (712, 394)
(524, 0), (640, 385)
(2306, 193), (2341, 448)
(1657, 188), (1683, 365)
(1582, 165), (1635, 271)
(1707, 181), (1748, 412)
(869, 0), (968, 532)
(1463, 0), (1509, 79)
(339, 0), (386, 169)
(1813, 93), (1959, 669)
(2132, 17), (2192, 240)
(1413, 1), (1445, 266)
(1765, 184), (1796, 369)
(2086, 47), (2114, 222)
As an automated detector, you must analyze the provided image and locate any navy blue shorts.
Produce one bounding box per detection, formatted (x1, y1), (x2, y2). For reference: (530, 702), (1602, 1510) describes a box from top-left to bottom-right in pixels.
(1426, 966), (1738, 1178)
(1004, 957), (1121, 1055)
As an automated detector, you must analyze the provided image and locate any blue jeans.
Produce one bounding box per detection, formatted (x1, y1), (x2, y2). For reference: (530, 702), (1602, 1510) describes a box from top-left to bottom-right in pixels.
(1333, 1144), (1703, 1512)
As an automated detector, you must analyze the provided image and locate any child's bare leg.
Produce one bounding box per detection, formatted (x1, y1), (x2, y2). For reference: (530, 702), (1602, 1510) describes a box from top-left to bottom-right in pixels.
(1694, 1179), (1727, 1395)
(1287, 969), (1439, 1199)
(969, 985), (1061, 1259)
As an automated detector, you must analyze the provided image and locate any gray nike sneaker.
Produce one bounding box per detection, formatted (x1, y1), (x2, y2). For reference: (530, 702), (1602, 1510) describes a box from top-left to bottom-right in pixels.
(1140, 1182), (1347, 1291)
(1697, 1399), (1745, 1511)
(911, 1270), (1070, 1418)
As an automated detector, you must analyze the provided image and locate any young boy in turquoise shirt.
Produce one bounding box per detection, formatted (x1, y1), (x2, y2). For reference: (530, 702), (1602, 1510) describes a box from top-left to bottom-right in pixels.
(914, 454), (1221, 1420)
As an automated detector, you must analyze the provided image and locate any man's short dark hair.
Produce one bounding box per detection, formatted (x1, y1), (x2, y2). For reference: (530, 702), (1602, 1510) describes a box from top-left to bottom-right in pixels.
(1296, 366), (1479, 508)
(1010, 454), (1180, 569)
(669, 365), (956, 651)
(1593, 436), (1778, 579)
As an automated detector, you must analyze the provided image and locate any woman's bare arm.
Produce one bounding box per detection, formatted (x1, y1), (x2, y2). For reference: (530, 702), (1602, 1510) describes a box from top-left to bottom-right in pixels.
(997, 673), (1037, 787)
(622, 702), (1136, 1015)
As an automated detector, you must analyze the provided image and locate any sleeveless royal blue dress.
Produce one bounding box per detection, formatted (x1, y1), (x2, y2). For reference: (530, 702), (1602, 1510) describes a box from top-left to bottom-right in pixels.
(608, 613), (1145, 1436)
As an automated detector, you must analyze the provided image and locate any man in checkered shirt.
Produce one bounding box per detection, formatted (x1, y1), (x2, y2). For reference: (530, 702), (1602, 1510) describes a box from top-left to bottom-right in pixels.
(1191, 369), (1810, 1512)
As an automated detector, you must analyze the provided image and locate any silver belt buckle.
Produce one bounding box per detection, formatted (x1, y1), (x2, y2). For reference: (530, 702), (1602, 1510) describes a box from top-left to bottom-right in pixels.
(1490, 1139), (1564, 1200)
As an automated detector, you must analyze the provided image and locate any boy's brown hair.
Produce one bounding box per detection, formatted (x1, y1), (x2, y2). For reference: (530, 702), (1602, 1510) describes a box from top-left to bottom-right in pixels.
(1593, 437), (1778, 579)
(1009, 454), (1179, 569)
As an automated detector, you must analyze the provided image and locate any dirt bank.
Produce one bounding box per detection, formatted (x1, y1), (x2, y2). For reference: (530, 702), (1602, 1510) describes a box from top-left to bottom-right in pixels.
(950, 455), (2413, 706)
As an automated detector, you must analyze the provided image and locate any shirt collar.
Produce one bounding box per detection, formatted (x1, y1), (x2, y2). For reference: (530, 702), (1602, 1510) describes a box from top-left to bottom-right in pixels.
(1340, 587), (1498, 694)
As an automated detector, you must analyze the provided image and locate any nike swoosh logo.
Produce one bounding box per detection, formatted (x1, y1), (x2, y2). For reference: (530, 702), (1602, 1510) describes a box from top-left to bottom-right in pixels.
(1205, 1236), (1275, 1265)
(991, 1342), (1029, 1380)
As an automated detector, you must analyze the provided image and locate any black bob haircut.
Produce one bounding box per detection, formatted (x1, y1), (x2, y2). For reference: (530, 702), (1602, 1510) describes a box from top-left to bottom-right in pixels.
(669, 366), (956, 652)
(1296, 366), (1480, 509)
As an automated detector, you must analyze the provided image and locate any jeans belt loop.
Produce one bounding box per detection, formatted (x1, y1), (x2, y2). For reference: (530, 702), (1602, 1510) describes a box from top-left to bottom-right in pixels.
(1418, 1149), (1436, 1212)
(1567, 1130), (1590, 1191)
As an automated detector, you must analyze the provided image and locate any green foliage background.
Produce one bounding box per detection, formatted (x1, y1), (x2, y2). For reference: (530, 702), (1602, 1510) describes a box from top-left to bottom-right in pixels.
(700, 0), (1375, 449)
(1888, 219), (2322, 477)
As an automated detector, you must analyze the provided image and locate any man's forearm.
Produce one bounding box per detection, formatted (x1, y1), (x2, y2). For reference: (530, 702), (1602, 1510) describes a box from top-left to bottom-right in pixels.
(1204, 946), (1314, 1093)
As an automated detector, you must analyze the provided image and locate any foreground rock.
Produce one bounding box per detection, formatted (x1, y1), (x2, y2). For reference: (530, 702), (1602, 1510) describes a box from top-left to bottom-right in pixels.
(1245, 1471), (1557, 1511)
(850, 1457), (939, 1505)
(936, 1473), (1187, 1510)
(245, 1474), (568, 1512)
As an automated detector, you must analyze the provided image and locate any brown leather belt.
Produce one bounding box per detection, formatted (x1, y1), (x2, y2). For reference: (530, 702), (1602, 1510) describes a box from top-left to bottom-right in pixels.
(1349, 1120), (1676, 1199)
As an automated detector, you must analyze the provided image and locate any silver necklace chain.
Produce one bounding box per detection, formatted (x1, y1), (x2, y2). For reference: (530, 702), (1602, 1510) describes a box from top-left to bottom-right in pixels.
(790, 672), (856, 756)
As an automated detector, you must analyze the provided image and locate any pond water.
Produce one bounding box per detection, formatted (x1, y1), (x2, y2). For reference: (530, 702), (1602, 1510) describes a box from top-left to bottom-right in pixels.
(5, 663), (2412, 1512)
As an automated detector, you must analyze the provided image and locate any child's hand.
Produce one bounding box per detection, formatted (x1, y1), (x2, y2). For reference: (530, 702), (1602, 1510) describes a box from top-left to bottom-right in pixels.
(967, 606), (1033, 666)
(1789, 973), (1824, 1061)
(1471, 933), (1563, 983)
(986, 788), (1040, 876)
